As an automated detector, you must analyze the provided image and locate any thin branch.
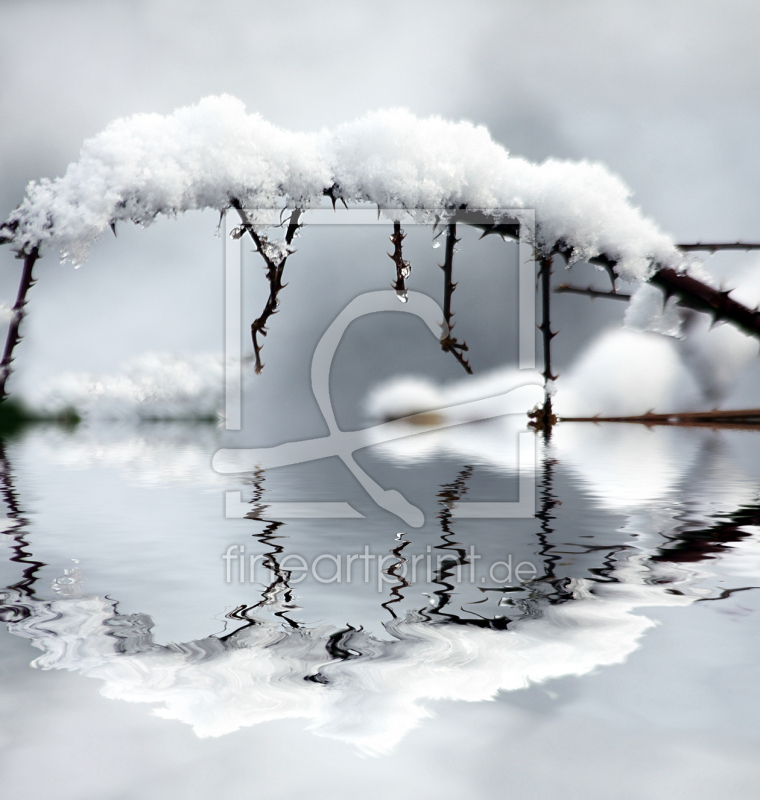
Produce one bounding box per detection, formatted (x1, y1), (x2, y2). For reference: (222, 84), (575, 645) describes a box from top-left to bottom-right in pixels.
(677, 242), (760, 253)
(559, 408), (760, 429)
(0, 247), (39, 403)
(558, 248), (760, 342)
(438, 223), (472, 374)
(555, 283), (632, 301)
(230, 199), (302, 374)
(532, 255), (558, 431)
(388, 221), (411, 301)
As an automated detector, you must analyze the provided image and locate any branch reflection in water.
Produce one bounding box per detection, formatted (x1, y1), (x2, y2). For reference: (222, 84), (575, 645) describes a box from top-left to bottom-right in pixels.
(0, 422), (759, 755)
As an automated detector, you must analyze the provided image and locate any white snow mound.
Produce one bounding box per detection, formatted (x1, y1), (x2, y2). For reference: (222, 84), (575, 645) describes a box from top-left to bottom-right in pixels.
(3, 96), (685, 281)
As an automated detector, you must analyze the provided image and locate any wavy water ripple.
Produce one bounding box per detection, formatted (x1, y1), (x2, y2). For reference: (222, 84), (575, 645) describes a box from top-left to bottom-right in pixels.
(1, 551), (702, 755)
(2, 421), (760, 762)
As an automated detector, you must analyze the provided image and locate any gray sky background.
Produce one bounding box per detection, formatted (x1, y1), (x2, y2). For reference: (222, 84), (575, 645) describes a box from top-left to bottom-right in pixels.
(1, 0), (759, 432)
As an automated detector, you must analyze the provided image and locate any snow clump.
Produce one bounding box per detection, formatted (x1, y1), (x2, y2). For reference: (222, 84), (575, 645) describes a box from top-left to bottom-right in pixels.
(3, 96), (686, 282)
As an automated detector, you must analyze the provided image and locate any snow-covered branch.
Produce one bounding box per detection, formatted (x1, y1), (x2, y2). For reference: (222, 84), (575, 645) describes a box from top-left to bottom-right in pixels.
(3, 95), (760, 399)
(1, 95), (684, 282)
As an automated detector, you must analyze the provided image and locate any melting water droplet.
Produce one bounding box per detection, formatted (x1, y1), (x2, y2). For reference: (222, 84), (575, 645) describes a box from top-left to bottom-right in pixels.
(396, 289), (409, 303)
(432, 241), (441, 249)
(400, 265), (411, 278)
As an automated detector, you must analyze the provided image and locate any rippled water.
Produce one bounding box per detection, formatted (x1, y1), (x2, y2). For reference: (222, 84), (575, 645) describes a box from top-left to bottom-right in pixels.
(1, 419), (759, 799)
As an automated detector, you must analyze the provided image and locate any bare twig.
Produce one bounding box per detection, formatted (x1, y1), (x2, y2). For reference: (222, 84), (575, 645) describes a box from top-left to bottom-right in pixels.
(230, 199), (302, 374)
(439, 223), (472, 374)
(555, 284), (632, 301)
(389, 221), (411, 301)
(531, 255), (558, 431)
(559, 408), (760, 429)
(677, 242), (760, 253)
(0, 247), (39, 403)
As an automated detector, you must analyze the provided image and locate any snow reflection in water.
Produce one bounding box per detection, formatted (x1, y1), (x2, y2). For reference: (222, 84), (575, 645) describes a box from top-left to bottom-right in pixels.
(1, 421), (759, 756)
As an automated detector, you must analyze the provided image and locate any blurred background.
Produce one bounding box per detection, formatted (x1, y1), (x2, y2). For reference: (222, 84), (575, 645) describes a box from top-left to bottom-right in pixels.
(1, 0), (759, 436)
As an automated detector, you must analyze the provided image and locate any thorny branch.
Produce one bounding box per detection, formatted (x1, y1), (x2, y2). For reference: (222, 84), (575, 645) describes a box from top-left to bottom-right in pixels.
(439, 223), (472, 374)
(555, 283), (632, 301)
(4, 191), (760, 415)
(0, 247), (39, 403)
(230, 199), (302, 374)
(650, 267), (760, 333)
(389, 221), (411, 301)
(553, 246), (760, 343)
(560, 407), (760, 428)
(676, 242), (760, 253)
(528, 255), (558, 433)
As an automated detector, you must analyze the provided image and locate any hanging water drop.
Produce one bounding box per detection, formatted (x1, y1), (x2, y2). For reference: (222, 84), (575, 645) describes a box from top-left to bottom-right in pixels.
(396, 289), (409, 303)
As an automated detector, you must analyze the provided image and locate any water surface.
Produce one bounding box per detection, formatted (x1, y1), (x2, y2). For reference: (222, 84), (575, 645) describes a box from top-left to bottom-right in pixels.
(1, 420), (759, 799)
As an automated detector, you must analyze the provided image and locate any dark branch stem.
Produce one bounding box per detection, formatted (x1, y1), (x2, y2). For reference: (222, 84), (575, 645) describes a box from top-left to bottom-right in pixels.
(540, 254), (557, 392)
(557, 247), (760, 343)
(560, 408), (760, 429)
(677, 242), (760, 253)
(649, 267), (760, 334)
(439, 223), (472, 374)
(230, 199), (302, 374)
(389, 221), (411, 300)
(529, 255), (558, 432)
(555, 283), (632, 301)
(0, 247), (39, 403)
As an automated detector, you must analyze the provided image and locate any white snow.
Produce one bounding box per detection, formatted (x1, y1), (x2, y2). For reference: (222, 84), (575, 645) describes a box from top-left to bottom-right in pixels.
(624, 283), (686, 337)
(27, 352), (226, 421)
(365, 322), (758, 427)
(3, 95), (686, 281)
(365, 332), (702, 424)
(365, 366), (543, 422)
(555, 328), (702, 417)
